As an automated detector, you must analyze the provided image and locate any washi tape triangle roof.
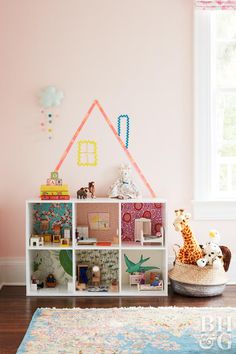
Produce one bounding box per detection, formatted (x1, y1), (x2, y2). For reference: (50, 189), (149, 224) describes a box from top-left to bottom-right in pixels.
(54, 100), (156, 198)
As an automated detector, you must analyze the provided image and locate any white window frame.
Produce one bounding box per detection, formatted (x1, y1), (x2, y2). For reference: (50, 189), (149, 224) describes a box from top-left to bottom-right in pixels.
(193, 10), (236, 220)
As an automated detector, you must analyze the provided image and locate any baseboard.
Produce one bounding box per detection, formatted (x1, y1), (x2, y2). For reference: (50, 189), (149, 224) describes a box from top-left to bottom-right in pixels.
(0, 255), (235, 287)
(0, 257), (26, 286)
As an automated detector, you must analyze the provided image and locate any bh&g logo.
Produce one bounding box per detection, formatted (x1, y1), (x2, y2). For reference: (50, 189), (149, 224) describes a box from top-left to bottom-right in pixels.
(199, 316), (232, 350)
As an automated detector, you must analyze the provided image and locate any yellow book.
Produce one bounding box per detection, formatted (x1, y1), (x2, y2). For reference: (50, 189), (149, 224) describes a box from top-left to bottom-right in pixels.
(40, 185), (69, 192)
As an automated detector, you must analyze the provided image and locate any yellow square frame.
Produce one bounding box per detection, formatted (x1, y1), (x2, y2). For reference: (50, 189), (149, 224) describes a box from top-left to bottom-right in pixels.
(77, 140), (98, 166)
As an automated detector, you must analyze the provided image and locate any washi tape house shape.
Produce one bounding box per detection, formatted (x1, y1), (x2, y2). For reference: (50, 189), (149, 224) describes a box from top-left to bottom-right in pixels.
(54, 100), (156, 197)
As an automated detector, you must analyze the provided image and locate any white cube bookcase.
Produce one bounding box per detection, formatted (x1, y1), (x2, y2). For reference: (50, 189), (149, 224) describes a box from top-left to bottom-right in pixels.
(26, 198), (168, 296)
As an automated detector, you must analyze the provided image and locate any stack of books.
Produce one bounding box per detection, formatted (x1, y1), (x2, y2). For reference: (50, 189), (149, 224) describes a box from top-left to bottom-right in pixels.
(40, 172), (70, 200)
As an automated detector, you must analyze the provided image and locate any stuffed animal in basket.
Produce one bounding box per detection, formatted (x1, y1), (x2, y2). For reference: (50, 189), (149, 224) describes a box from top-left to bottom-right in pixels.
(209, 229), (221, 244)
(173, 209), (204, 265)
(197, 241), (223, 269)
(197, 230), (231, 271)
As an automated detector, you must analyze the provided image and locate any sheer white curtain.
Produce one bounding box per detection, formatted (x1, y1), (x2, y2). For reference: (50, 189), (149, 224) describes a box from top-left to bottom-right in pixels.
(195, 0), (236, 9)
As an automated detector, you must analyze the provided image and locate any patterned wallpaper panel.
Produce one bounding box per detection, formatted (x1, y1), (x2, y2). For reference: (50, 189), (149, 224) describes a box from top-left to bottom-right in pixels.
(121, 203), (162, 241)
(32, 203), (72, 235)
(76, 250), (119, 286)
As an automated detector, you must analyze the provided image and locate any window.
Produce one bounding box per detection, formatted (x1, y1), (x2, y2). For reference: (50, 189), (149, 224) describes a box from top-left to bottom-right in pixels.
(77, 140), (98, 166)
(194, 10), (236, 218)
(212, 12), (236, 197)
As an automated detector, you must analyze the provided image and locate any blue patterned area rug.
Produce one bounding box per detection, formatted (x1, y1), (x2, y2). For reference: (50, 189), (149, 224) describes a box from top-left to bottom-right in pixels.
(17, 307), (236, 353)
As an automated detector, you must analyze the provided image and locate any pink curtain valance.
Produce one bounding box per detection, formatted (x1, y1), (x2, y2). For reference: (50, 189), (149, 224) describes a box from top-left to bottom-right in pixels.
(196, 0), (236, 9)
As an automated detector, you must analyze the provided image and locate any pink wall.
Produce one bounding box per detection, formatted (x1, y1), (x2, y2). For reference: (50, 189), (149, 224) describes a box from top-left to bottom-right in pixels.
(1, 0), (233, 258)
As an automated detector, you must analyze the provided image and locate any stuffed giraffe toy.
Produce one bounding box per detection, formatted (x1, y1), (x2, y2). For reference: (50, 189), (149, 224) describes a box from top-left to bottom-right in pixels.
(173, 209), (204, 265)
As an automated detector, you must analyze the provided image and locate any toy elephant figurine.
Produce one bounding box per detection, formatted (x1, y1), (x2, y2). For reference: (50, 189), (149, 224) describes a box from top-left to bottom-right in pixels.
(77, 187), (88, 199)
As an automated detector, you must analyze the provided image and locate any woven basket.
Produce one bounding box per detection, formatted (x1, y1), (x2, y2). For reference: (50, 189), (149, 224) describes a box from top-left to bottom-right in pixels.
(169, 279), (226, 297)
(169, 260), (228, 285)
(169, 260), (228, 297)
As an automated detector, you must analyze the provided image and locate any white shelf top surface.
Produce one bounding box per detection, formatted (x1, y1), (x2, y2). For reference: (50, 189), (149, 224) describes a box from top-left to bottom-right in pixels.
(121, 284), (165, 295)
(28, 245), (73, 250)
(30, 284), (72, 295)
(121, 245), (166, 250)
(75, 245), (119, 250)
(28, 288), (166, 297)
(26, 197), (167, 204)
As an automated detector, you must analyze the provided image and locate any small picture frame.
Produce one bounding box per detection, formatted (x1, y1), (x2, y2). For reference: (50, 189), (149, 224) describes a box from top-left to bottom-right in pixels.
(53, 235), (61, 243)
(60, 238), (70, 246)
(88, 212), (110, 231)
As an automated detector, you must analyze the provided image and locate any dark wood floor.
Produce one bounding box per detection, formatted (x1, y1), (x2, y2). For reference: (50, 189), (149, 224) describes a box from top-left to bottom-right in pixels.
(0, 285), (236, 354)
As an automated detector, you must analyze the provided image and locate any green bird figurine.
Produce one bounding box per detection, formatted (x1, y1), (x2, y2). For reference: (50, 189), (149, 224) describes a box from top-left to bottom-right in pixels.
(124, 254), (159, 273)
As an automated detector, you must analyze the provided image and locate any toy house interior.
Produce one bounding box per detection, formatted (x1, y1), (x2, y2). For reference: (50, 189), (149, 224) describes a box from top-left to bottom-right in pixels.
(29, 250), (73, 293)
(76, 203), (119, 247)
(121, 202), (165, 247)
(121, 249), (166, 293)
(29, 203), (73, 248)
(76, 250), (119, 293)
(1, 1), (236, 352)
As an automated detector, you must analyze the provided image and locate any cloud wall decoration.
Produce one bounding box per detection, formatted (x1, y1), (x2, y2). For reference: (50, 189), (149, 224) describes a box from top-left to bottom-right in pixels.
(39, 86), (64, 108)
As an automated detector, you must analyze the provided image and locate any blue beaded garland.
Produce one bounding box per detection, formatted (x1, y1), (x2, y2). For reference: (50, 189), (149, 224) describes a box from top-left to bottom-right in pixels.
(117, 115), (130, 149)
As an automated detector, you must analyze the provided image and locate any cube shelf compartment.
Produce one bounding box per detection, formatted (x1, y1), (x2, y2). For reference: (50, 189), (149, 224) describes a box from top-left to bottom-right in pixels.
(75, 249), (119, 294)
(121, 249), (166, 295)
(26, 198), (168, 296)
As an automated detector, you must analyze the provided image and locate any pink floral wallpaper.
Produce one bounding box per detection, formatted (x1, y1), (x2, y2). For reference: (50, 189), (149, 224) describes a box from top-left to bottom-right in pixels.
(121, 203), (162, 242)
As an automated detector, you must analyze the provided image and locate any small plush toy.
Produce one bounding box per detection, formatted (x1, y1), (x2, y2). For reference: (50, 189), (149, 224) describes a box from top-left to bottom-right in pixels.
(219, 245), (231, 272)
(88, 181), (95, 198)
(77, 187), (88, 199)
(197, 242), (223, 269)
(209, 229), (221, 244)
(109, 164), (141, 199)
(197, 229), (231, 271)
(151, 275), (160, 287)
(46, 274), (57, 288)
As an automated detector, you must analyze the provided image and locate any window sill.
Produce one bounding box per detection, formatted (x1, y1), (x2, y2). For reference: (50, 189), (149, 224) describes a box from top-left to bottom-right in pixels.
(192, 200), (236, 220)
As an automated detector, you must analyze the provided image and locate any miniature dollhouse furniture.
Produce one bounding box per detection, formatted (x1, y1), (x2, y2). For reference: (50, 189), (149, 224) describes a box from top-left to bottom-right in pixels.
(60, 238), (70, 246)
(25, 198), (168, 297)
(140, 227), (164, 247)
(76, 226), (88, 240)
(135, 218), (164, 246)
(30, 236), (44, 247)
(92, 265), (101, 286)
(129, 274), (143, 285)
(77, 264), (89, 284)
(30, 236), (39, 247)
(134, 218), (151, 242)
